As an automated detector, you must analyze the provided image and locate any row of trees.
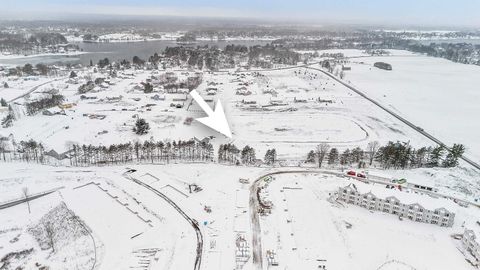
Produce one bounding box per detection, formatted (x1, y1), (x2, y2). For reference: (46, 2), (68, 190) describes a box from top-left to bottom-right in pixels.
(218, 143), (240, 164)
(0, 139), (46, 163)
(6, 63), (53, 77)
(305, 141), (465, 169)
(375, 141), (465, 169)
(218, 143), (278, 166)
(0, 136), (465, 170)
(69, 139), (215, 166)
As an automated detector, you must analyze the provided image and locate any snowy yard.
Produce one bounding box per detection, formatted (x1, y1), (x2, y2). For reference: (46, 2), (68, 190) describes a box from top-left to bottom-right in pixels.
(260, 173), (477, 269)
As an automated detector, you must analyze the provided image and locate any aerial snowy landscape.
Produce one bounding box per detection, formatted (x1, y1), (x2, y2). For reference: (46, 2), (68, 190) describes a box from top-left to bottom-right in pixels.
(1, 1), (480, 270)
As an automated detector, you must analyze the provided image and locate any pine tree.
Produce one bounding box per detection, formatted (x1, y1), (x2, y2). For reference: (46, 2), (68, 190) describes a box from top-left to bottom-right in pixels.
(351, 147), (364, 163)
(340, 149), (351, 165)
(264, 149), (277, 165)
(1, 114), (14, 128)
(305, 150), (316, 163)
(328, 148), (339, 165)
(133, 118), (150, 135)
(442, 144), (465, 168)
(1, 105), (15, 128)
(241, 145), (256, 165)
(0, 98), (7, 107)
(142, 82), (154, 93)
(428, 145), (445, 167)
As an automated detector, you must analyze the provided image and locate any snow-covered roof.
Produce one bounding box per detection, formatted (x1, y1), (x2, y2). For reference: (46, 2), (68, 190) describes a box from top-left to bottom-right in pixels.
(346, 181), (458, 211)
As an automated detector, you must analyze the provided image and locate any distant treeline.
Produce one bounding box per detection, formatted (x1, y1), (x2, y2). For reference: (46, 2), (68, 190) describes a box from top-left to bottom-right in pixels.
(275, 36), (480, 67)
(0, 32), (78, 56)
(408, 43), (480, 66)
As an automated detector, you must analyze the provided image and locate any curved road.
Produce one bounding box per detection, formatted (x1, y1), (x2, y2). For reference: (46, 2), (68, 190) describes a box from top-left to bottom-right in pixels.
(123, 172), (203, 270)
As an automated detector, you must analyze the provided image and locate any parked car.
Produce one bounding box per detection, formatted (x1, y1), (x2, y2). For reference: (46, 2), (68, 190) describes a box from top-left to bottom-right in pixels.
(346, 170), (356, 176)
(392, 178), (407, 184)
(356, 172), (367, 178)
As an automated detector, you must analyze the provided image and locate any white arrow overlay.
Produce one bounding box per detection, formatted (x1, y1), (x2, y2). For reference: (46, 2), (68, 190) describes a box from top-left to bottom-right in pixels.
(189, 90), (232, 138)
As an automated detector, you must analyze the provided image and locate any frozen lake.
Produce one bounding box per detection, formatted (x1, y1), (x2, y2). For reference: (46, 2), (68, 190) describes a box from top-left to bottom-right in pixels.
(0, 39), (269, 66)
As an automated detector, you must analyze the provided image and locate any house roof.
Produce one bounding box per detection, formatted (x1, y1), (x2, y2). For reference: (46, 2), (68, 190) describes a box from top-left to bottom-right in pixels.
(343, 181), (458, 212)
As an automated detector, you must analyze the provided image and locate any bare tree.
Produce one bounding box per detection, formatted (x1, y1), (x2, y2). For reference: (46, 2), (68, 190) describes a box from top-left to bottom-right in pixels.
(367, 141), (380, 166)
(22, 187), (30, 214)
(0, 139), (7, 161)
(316, 143), (330, 168)
(44, 220), (56, 253)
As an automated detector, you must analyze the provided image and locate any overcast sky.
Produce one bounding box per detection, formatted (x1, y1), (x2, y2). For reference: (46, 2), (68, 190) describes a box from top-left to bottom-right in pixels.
(1, 0), (479, 28)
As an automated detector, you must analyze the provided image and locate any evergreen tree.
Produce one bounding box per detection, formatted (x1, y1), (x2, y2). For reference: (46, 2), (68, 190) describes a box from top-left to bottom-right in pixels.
(35, 63), (49, 75)
(1, 113), (14, 128)
(305, 150), (316, 163)
(340, 149), (351, 165)
(328, 148), (339, 165)
(218, 143), (240, 164)
(241, 145), (256, 165)
(351, 147), (364, 163)
(133, 118), (150, 135)
(442, 144), (465, 168)
(97, 58), (110, 68)
(0, 98), (7, 107)
(142, 82), (154, 93)
(133, 56), (145, 66)
(428, 145), (445, 167)
(264, 149), (277, 165)
(22, 63), (34, 75)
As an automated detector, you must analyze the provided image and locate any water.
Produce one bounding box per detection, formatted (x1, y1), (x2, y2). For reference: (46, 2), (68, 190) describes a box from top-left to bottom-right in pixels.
(0, 40), (269, 66)
(3, 38), (477, 67)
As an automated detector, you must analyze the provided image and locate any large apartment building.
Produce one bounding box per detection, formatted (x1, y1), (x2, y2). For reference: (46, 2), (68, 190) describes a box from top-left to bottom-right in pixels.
(337, 184), (455, 227)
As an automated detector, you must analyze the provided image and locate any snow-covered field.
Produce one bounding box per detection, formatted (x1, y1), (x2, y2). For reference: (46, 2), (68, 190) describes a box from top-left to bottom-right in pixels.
(2, 163), (480, 270)
(0, 163), (264, 270)
(337, 49), (480, 162)
(261, 172), (476, 269)
(2, 48), (480, 270)
(0, 77), (59, 102)
(1, 65), (433, 159)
